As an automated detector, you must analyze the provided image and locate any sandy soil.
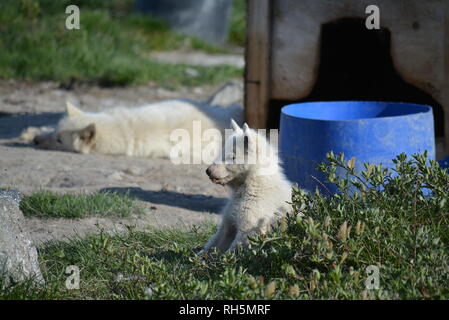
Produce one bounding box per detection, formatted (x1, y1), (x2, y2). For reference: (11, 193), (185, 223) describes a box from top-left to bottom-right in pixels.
(0, 79), (242, 244)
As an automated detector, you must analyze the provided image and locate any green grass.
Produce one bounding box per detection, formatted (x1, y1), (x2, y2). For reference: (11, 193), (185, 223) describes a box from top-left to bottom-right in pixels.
(19, 190), (143, 218)
(1, 152), (448, 299)
(228, 0), (246, 47)
(0, 0), (244, 87)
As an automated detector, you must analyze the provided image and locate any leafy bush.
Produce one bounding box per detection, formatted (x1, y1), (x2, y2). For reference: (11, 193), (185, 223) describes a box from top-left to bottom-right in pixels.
(241, 152), (449, 299)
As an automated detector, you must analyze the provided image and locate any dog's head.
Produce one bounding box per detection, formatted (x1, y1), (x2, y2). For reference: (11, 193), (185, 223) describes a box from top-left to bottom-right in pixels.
(206, 119), (278, 186)
(33, 102), (96, 154)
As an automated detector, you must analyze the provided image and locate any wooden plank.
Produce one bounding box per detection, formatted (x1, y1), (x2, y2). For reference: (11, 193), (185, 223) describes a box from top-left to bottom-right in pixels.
(271, 0), (446, 101)
(244, 0), (271, 129)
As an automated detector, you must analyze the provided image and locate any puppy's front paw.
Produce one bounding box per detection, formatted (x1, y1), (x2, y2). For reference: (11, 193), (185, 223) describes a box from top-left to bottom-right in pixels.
(197, 248), (212, 261)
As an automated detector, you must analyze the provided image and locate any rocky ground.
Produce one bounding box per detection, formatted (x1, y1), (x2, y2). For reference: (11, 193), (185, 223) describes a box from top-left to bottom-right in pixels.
(0, 79), (243, 245)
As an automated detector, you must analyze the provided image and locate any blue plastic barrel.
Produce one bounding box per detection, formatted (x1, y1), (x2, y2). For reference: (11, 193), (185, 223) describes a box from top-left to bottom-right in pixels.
(279, 101), (435, 194)
(438, 156), (449, 169)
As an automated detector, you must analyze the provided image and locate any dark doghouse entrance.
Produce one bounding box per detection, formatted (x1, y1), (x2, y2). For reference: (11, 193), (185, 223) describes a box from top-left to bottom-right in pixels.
(269, 18), (444, 141)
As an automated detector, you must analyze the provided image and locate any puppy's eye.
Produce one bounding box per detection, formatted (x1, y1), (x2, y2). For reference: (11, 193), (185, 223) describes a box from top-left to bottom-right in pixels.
(56, 136), (62, 143)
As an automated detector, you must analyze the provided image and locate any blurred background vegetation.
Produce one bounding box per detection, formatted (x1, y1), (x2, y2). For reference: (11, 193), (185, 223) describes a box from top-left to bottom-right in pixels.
(0, 0), (246, 87)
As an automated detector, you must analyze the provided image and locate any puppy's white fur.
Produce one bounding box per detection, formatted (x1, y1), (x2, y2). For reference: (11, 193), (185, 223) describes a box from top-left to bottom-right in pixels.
(202, 121), (293, 253)
(34, 100), (242, 159)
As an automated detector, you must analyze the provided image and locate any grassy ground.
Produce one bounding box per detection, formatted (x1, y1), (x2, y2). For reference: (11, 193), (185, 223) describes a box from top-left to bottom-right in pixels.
(0, 0), (245, 87)
(20, 190), (143, 218)
(1, 153), (448, 299)
(228, 0), (246, 47)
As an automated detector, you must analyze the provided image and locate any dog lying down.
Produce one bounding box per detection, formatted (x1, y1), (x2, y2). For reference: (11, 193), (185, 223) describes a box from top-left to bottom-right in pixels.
(200, 120), (294, 254)
(30, 99), (243, 159)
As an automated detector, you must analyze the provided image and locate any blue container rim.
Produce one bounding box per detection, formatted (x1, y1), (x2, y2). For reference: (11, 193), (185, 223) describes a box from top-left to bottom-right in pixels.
(281, 101), (432, 122)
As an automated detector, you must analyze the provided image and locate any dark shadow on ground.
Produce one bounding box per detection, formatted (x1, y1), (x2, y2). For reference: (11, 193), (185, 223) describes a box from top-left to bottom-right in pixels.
(0, 142), (34, 148)
(0, 112), (62, 139)
(101, 187), (226, 214)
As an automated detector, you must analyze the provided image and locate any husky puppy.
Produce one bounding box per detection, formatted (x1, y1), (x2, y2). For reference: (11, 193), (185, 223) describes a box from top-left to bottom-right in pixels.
(201, 120), (293, 253)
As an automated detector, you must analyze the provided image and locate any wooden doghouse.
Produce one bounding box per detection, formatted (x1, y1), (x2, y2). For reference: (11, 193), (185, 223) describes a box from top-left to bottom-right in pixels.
(245, 0), (449, 159)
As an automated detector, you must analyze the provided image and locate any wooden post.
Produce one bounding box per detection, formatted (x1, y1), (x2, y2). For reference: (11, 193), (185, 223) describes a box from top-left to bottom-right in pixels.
(244, 0), (271, 129)
(444, 0), (449, 155)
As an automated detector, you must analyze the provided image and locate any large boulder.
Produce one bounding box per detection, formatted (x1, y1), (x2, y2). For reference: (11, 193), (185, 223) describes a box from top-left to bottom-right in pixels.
(0, 190), (44, 288)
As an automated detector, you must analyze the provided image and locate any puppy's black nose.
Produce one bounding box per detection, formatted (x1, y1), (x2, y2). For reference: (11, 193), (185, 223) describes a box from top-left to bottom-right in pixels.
(206, 167), (211, 176)
(33, 136), (41, 145)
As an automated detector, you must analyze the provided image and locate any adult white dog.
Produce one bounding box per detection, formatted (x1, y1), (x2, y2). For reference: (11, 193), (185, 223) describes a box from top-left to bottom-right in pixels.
(33, 99), (243, 159)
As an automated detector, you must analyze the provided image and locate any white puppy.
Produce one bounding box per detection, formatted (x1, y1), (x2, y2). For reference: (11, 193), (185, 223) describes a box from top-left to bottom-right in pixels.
(201, 120), (293, 253)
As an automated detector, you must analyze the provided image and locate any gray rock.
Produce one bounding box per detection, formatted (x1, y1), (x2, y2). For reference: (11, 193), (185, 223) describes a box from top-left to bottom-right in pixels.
(185, 67), (200, 78)
(0, 189), (22, 204)
(0, 191), (44, 288)
(207, 81), (244, 107)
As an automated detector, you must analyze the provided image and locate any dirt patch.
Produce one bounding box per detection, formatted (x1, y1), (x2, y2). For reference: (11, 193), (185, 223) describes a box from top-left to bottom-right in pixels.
(0, 79), (237, 114)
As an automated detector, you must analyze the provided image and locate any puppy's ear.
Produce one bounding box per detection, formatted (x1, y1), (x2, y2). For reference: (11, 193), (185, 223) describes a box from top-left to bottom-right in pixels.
(242, 123), (250, 133)
(79, 124), (96, 143)
(230, 119), (242, 132)
(66, 101), (84, 117)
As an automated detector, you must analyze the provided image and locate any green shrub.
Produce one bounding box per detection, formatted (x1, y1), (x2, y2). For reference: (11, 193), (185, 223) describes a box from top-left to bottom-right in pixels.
(240, 152), (449, 299)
